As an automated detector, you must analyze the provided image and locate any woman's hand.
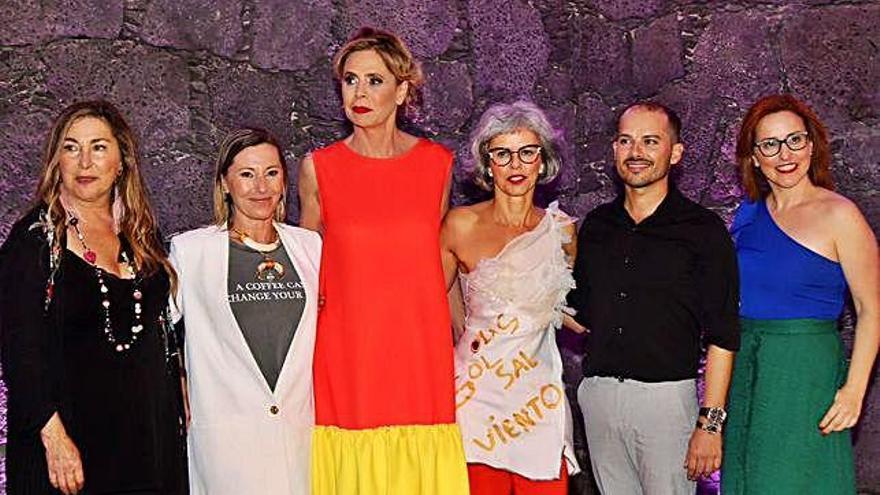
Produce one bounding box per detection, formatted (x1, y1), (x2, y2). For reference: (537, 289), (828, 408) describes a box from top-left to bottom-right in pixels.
(819, 386), (864, 435)
(684, 427), (722, 480)
(40, 412), (84, 494)
(562, 314), (588, 334)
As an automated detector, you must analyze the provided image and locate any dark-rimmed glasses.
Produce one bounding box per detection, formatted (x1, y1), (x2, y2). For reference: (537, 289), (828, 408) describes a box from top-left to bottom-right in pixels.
(753, 131), (810, 158)
(486, 145), (543, 167)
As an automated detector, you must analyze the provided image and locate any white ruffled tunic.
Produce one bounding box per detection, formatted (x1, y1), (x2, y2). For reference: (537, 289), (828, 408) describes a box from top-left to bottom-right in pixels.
(454, 201), (580, 480)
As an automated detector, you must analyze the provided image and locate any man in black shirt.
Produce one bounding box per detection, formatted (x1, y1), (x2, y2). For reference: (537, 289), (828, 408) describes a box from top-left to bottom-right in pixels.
(568, 102), (739, 494)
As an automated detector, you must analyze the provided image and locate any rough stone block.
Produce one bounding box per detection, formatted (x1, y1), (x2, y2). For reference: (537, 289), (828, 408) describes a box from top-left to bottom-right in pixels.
(585, 0), (667, 21)
(207, 62), (304, 148)
(575, 94), (616, 153)
(781, 4), (880, 128)
(251, 0), (334, 71)
(0, 109), (49, 239)
(139, 0), (243, 58)
(297, 65), (344, 124)
(417, 60), (474, 134)
(469, 0), (550, 99)
(690, 9), (782, 106)
(49, 0), (123, 39)
(537, 69), (575, 105)
(144, 151), (215, 234)
(706, 119), (744, 207)
(631, 14), (684, 97)
(571, 95), (615, 196)
(570, 14), (630, 98)
(542, 102), (578, 198)
(855, 361), (880, 493)
(535, 0), (575, 65)
(0, 48), (51, 237)
(0, 0), (122, 45)
(832, 123), (880, 210)
(0, 1), (45, 45)
(338, 0), (458, 58)
(40, 41), (191, 152)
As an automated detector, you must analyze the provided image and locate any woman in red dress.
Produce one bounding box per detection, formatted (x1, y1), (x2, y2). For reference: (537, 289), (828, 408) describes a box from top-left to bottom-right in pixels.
(298, 27), (468, 494)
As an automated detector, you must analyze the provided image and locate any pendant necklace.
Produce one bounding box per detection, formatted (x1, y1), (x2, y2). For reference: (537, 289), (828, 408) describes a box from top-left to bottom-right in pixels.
(69, 216), (143, 353)
(231, 227), (286, 281)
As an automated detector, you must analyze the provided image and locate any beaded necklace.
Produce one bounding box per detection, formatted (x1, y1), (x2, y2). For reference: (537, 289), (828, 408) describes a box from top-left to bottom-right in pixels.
(68, 216), (143, 353)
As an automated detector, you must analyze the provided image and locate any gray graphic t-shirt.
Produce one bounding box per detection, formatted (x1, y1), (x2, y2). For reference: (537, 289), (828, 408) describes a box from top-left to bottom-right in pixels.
(227, 239), (305, 390)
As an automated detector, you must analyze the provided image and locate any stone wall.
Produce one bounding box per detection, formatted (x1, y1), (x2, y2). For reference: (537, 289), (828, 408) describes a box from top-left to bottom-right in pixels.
(1, 0), (878, 492)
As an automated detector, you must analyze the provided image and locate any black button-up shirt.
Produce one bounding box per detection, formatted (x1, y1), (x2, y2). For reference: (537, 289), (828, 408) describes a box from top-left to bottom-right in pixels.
(568, 186), (740, 382)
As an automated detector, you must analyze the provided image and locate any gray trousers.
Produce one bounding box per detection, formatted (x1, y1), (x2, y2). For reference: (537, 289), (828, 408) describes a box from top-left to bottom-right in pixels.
(577, 376), (697, 495)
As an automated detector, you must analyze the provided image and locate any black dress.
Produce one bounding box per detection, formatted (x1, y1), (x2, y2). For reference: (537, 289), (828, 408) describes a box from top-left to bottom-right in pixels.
(0, 208), (187, 494)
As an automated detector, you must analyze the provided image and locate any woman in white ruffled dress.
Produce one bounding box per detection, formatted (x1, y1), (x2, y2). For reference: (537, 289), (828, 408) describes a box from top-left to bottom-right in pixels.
(441, 101), (582, 495)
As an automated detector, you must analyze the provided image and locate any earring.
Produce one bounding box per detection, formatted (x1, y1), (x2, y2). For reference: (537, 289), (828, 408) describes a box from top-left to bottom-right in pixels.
(111, 185), (124, 234)
(487, 169), (494, 178)
(276, 194), (286, 220)
(752, 158), (759, 168)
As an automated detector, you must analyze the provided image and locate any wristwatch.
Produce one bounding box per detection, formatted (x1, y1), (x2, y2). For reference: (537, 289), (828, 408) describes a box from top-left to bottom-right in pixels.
(696, 418), (722, 434)
(696, 406), (727, 434)
(699, 406), (727, 425)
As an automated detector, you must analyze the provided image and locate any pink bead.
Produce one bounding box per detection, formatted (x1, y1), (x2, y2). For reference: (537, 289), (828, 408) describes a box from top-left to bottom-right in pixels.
(84, 250), (97, 264)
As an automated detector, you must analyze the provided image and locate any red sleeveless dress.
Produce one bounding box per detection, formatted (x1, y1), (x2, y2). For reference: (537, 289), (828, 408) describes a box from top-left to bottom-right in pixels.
(311, 139), (468, 494)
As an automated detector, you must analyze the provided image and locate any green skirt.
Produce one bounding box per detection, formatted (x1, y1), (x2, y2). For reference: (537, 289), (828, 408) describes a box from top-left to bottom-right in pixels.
(722, 318), (855, 495)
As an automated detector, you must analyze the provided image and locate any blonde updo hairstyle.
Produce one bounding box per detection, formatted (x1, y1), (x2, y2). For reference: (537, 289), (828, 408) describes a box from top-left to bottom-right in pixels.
(333, 27), (424, 112)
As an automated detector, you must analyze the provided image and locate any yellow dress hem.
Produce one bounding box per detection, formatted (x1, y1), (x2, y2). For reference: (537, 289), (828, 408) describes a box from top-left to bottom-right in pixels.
(312, 423), (469, 495)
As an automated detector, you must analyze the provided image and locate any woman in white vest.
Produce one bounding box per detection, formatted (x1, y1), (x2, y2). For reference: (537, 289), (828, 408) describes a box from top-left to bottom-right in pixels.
(440, 101), (580, 495)
(170, 128), (321, 495)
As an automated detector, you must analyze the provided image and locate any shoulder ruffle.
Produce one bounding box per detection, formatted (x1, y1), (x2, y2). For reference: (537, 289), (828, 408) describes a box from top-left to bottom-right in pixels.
(730, 198), (759, 242)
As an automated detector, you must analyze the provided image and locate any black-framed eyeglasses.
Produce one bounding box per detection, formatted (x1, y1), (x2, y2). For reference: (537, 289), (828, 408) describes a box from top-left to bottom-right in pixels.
(486, 145), (543, 167)
(753, 131), (810, 158)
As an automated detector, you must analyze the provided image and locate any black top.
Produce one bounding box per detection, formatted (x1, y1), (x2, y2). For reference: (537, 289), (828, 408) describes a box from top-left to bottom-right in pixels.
(567, 187), (740, 382)
(0, 208), (187, 494)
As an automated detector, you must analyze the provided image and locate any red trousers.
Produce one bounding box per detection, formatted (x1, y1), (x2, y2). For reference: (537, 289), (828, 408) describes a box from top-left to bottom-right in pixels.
(467, 460), (569, 495)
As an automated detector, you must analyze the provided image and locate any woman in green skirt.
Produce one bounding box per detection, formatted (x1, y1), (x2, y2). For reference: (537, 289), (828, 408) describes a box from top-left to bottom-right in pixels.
(722, 94), (879, 494)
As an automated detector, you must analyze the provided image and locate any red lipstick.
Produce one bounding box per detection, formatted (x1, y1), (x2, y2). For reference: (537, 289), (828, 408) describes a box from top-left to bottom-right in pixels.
(775, 163), (799, 174)
(352, 106), (372, 114)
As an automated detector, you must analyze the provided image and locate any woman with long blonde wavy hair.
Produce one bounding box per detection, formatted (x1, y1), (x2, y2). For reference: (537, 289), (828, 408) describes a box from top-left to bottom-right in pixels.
(0, 100), (187, 494)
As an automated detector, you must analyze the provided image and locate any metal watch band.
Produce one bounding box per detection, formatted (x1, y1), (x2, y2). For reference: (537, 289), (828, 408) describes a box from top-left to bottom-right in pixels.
(695, 419), (722, 435)
(699, 406), (728, 424)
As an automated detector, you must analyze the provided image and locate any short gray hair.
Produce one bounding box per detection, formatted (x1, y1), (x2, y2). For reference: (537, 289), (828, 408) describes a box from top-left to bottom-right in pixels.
(469, 100), (562, 191)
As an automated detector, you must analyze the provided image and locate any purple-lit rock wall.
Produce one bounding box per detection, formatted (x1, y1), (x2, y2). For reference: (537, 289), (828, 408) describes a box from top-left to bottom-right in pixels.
(1, 0), (878, 493)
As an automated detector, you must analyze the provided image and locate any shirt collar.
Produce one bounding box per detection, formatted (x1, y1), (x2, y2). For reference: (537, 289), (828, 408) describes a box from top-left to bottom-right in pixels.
(611, 184), (688, 226)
